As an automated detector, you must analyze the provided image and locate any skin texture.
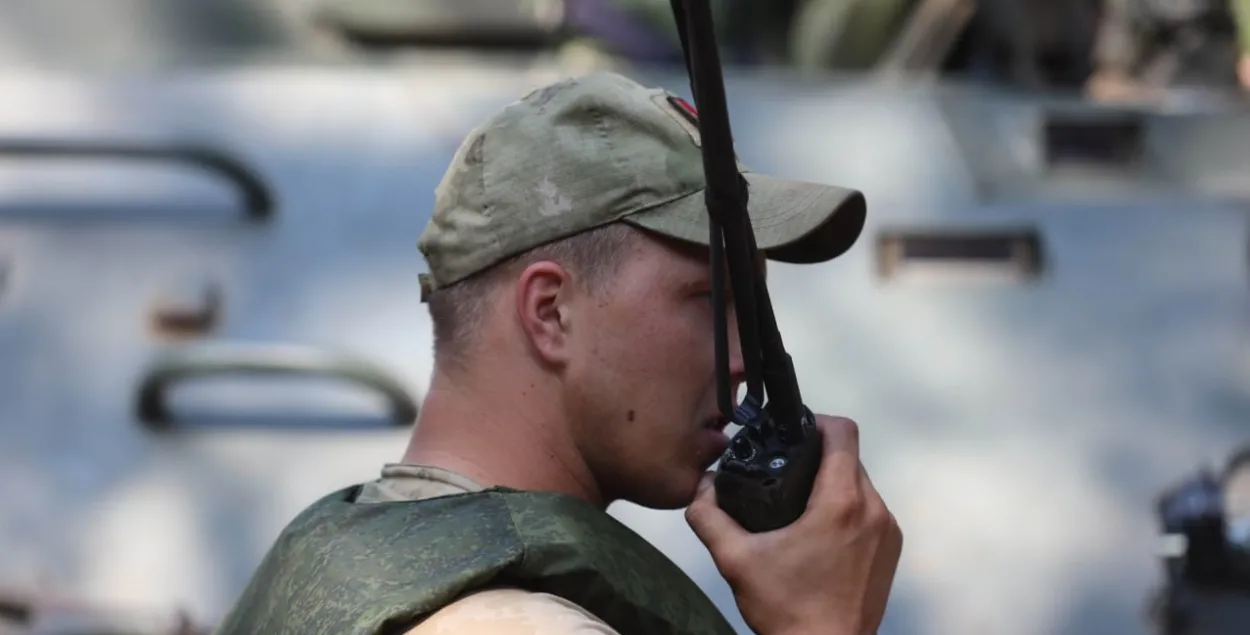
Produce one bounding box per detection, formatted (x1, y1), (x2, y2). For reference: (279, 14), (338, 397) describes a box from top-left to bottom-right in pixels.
(403, 226), (903, 635)
(404, 229), (743, 511)
(686, 416), (904, 635)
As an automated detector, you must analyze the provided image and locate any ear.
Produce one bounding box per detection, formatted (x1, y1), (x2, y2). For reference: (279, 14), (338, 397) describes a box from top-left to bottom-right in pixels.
(514, 260), (574, 367)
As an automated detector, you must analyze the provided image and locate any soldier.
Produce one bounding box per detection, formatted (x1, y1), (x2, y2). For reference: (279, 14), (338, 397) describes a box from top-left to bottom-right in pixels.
(1087, 0), (1245, 100)
(210, 72), (902, 635)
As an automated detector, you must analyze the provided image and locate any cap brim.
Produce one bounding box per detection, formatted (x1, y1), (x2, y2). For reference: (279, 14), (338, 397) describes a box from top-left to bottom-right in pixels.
(623, 172), (867, 263)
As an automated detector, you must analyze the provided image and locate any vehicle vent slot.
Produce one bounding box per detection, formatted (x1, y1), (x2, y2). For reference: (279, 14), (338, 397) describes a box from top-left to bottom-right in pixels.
(1042, 113), (1145, 172)
(876, 228), (1045, 283)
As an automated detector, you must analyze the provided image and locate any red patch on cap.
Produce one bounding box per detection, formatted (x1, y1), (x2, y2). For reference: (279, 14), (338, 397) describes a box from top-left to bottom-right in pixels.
(667, 95), (699, 126)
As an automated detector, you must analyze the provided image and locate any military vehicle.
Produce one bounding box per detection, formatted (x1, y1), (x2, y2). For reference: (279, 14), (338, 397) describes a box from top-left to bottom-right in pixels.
(2, 0), (1250, 634)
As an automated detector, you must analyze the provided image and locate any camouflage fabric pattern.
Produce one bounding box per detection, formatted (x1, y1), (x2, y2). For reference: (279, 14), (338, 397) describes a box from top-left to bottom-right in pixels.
(210, 485), (738, 635)
(417, 71), (866, 299)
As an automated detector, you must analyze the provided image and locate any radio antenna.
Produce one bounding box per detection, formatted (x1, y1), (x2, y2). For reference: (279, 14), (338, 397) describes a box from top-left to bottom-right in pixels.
(668, 0), (823, 533)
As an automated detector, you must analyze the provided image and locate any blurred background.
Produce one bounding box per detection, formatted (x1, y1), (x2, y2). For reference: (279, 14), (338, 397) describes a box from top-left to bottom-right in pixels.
(3, 0), (1250, 634)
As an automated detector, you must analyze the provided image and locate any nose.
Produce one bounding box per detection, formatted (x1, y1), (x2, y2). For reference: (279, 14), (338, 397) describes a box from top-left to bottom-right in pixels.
(720, 254), (767, 405)
(726, 310), (748, 400)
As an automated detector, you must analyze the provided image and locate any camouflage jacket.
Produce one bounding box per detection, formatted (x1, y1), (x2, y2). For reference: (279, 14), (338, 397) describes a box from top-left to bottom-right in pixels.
(210, 485), (739, 635)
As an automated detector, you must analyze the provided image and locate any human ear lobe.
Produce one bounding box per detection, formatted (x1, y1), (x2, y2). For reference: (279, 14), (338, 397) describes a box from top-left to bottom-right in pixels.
(515, 261), (573, 366)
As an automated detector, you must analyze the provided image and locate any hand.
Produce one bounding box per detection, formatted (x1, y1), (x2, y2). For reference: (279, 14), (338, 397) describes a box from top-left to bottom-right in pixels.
(685, 416), (903, 635)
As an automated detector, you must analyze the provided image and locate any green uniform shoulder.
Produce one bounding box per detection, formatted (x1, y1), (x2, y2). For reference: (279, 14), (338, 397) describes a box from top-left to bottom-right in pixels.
(212, 485), (737, 635)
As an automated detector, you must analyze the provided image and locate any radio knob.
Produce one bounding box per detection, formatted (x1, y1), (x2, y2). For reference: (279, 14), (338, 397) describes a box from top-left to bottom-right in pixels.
(731, 436), (755, 462)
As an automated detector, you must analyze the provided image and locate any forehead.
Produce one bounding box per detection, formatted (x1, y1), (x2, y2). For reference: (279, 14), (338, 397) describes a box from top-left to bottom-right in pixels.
(640, 233), (769, 280)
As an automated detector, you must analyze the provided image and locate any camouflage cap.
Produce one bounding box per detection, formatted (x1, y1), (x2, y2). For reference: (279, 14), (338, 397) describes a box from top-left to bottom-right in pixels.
(417, 71), (866, 299)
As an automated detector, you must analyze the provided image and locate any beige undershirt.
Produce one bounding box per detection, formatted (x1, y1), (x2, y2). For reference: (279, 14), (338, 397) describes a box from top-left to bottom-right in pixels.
(356, 464), (624, 635)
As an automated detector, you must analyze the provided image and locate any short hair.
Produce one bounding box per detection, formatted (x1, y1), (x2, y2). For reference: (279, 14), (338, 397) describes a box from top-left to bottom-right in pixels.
(426, 221), (645, 370)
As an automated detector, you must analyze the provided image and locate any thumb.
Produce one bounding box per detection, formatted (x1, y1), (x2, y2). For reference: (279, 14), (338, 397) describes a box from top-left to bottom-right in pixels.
(685, 472), (746, 552)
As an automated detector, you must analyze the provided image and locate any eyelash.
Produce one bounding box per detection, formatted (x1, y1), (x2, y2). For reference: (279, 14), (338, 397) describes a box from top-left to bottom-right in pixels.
(701, 290), (732, 306)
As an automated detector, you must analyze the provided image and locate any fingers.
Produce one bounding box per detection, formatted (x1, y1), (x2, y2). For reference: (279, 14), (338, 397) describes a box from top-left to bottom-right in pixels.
(857, 465), (894, 539)
(686, 472), (748, 565)
(869, 511), (905, 620)
(807, 416), (863, 505)
(804, 416), (896, 538)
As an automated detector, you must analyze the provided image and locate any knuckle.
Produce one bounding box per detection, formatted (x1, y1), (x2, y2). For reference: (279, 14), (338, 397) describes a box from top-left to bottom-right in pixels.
(684, 502), (710, 528)
(865, 499), (892, 532)
(713, 543), (752, 581)
(818, 415), (859, 441)
(720, 565), (749, 589)
(825, 488), (867, 527)
(860, 485), (890, 520)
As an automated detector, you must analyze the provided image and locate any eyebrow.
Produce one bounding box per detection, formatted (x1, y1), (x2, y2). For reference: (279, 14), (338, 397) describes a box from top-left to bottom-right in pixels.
(677, 275), (715, 294)
(677, 247), (768, 293)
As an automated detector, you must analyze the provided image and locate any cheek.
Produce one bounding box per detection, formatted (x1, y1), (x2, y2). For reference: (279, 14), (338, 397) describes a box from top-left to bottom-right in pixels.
(584, 306), (716, 409)
(631, 311), (713, 377)
(636, 314), (718, 420)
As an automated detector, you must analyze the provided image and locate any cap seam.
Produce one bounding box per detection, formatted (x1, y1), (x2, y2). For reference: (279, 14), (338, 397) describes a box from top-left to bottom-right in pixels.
(479, 127), (493, 235)
(418, 73), (862, 300)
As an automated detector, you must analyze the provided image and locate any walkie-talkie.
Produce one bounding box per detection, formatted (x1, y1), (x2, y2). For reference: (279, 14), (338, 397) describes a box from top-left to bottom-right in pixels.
(667, 0), (823, 533)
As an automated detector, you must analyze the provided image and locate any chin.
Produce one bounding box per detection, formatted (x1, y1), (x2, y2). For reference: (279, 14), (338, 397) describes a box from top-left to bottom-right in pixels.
(629, 494), (695, 511)
(625, 472), (702, 511)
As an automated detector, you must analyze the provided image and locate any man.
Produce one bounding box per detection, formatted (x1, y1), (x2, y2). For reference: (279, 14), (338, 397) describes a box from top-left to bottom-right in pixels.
(211, 71), (902, 635)
(1086, 0), (1245, 100)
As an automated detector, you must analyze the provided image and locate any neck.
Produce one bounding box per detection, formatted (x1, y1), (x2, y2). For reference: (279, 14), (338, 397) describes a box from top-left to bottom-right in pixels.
(401, 362), (606, 508)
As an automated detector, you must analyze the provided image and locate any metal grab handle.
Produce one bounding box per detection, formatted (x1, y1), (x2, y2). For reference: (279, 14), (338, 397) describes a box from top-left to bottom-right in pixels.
(0, 139), (275, 221)
(135, 343), (419, 429)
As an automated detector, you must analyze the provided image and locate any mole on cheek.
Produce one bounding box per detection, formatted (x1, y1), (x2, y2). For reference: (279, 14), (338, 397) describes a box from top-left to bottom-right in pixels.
(627, 410), (636, 422)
